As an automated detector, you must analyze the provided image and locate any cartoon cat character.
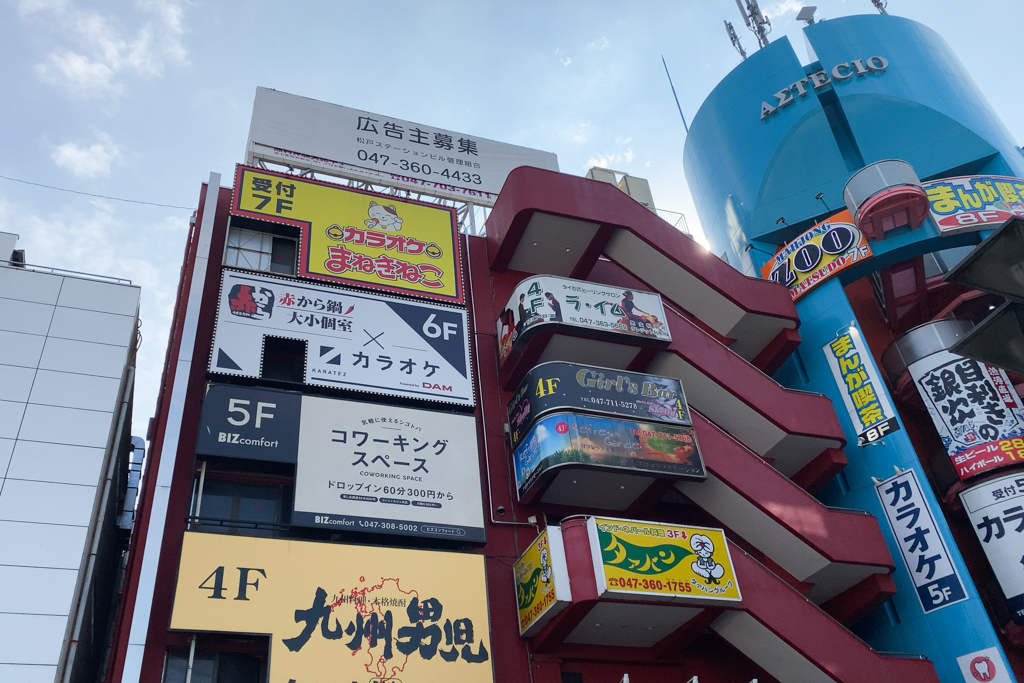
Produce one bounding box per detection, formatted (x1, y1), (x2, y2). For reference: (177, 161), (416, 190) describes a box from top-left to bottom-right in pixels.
(365, 201), (403, 232)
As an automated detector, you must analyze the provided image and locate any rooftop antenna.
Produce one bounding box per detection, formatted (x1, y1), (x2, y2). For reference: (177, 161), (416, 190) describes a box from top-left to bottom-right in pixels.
(734, 0), (771, 49)
(724, 21), (747, 60)
(796, 6), (817, 25)
(870, 0), (888, 14)
(661, 56), (690, 133)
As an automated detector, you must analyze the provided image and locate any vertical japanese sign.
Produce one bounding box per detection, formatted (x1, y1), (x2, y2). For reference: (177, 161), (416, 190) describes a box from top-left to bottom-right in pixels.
(923, 175), (1024, 234)
(232, 165), (463, 304)
(513, 413), (705, 499)
(959, 473), (1024, 624)
(210, 271), (474, 406)
(247, 87), (559, 205)
(908, 350), (1024, 480)
(497, 276), (671, 364)
(760, 210), (872, 301)
(875, 469), (968, 614)
(170, 532), (493, 683)
(507, 361), (692, 449)
(823, 327), (902, 445)
(514, 527), (572, 637)
(588, 517), (741, 602)
(292, 397), (485, 542)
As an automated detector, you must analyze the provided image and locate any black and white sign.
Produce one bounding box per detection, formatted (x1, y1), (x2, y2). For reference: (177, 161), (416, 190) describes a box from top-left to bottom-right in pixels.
(247, 87), (559, 206)
(210, 270), (474, 406)
(960, 473), (1024, 624)
(875, 469), (967, 614)
(292, 397), (485, 542)
(196, 384), (301, 463)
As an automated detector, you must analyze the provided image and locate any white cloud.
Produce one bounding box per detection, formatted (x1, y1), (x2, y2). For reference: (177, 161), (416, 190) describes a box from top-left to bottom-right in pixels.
(29, 0), (188, 99)
(587, 36), (610, 50)
(50, 132), (123, 178)
(561, 122), (592, 144)
(554, 48), (572, 67)
(624, 147), (635, 164)
(765, 0), (804, 18)
(586, 152), (621, 169)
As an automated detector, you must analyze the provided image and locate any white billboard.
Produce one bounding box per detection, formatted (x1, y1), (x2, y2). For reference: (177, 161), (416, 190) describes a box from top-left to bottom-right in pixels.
(246, 87), (559, 205)
(960, 472), (1024, 624)
(292, 396), (485, 542)
(210, 270), (474, 406)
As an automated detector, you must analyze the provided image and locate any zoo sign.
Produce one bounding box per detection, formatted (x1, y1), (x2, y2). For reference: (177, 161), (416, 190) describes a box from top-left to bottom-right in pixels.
(231, 165), (463, 304)
(761, 210), (871, 301)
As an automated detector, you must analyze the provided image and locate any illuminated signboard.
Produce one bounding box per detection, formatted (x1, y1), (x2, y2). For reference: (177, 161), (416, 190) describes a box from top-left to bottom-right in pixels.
(923, 175), (1024, 234)
(497, 275), (670, 365)
(907, 350), (1024, 481)
(247, 87), (559, 206)
(507, 362), (692, 449)
(514, 527), (572, 636)
(761, 210), (872, 301)
(210, 270), (473, 406)
(292, 397), (485, 542)
(823, 327), (902, 446)
(232, 165), (463, 304)
(588, 517), (741, 602)
(170, 532), (494, 683)
(513, 412), (704, 500)
(960, 473), (1024, 625)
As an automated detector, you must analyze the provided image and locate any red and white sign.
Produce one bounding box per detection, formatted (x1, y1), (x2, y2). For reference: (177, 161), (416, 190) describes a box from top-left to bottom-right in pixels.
(956, 647), (1012, 683)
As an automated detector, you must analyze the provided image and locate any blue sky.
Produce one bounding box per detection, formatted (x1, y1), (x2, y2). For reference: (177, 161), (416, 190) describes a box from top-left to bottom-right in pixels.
(2, 0), (1022, 435)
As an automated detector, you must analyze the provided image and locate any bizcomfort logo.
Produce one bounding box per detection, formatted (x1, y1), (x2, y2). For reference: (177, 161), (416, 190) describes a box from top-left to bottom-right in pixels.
(217, 433), (280, 448)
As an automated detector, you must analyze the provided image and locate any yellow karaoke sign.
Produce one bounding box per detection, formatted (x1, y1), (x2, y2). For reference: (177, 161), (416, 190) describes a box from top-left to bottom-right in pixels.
(170, 532), (493, 683)
(588, 517), (741, 602)
(232, 165), (463, 304)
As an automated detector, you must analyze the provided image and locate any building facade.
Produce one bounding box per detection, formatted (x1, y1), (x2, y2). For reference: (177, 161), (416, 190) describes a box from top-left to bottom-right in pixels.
(685, 11), (1024, 683)
(0, 232), (141, 683)
(104, 88), (953, 683)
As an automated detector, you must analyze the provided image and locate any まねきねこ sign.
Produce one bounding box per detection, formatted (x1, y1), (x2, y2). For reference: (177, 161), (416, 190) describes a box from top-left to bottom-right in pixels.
(170, 533), (494, 683)
(232, 165), (463, 304)
(588, 517), (741, 602)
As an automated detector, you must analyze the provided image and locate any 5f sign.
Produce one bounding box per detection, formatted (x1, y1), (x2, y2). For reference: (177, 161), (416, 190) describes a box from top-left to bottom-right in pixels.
(227, 398), (276, 429)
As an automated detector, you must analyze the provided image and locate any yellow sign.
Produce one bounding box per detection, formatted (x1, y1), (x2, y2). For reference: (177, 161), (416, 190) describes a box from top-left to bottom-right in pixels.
(232, 165), (463, 304)
(170, 532), (493, 683)
(588, 517), (741, 602)
(514, 527), (571, 636)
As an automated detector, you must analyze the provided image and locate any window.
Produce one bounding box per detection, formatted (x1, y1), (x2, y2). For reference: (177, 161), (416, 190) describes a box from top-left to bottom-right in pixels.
(225, 227), (297, 275)
(194, 477), (290, 537)
(163, 651), (262, 683)
(261, 336), (306, 383)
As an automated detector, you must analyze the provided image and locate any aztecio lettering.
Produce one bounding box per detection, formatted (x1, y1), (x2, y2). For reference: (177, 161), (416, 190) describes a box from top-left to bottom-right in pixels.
(324, 245), (444, 288)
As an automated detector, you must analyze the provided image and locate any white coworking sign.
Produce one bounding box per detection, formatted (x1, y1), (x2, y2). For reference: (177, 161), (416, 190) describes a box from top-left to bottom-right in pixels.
(292, 396), (485, 542)
(246, 87), (559, 205)
(210, 270), (474, 406)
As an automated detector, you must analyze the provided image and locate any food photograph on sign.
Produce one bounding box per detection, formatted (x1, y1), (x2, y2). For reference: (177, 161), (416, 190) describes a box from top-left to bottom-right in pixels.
(291, 397), (485, 542)
(507, 361), (692, 448)
(497, 275), (671, 363)
(513, 412), (704, 499)
(923, 175), (1024, 234)
(761, 210), (872, 301)
(170, 532), (494, 683)
(210, 270), (474, 406)
(231, 164), (463, 304)
(588, 517), (741, 602)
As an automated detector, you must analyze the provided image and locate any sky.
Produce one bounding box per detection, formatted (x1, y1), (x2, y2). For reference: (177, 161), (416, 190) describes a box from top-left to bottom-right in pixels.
(2, 0), (1024, 437)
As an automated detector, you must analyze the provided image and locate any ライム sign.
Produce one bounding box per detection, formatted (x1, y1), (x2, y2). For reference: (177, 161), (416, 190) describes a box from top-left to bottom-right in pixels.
(875, 469), (967, 614)
(514, 527), (572, 637)
(210, 270), (474, 406)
